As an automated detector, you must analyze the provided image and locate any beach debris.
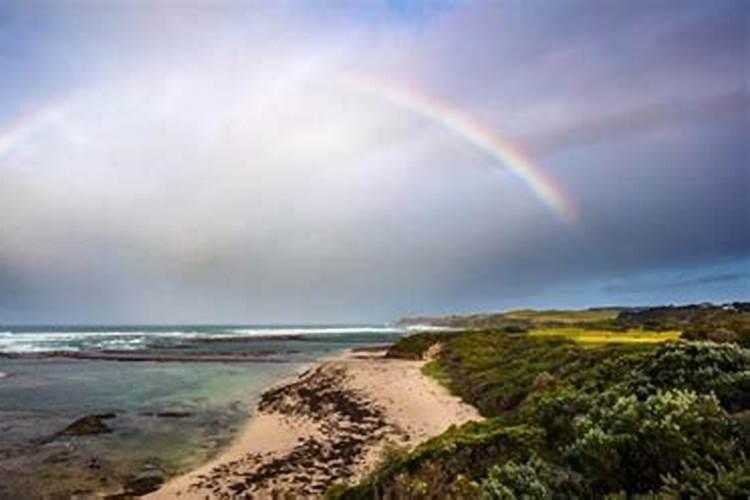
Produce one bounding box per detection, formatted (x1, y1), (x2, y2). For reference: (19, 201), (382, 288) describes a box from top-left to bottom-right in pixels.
(188, 364), (400, 498)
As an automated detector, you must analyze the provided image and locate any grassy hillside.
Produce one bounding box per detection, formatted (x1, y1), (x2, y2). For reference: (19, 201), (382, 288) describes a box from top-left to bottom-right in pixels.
(399, 302), (750, 346)
(331, 310), (750, 499)
(528, 327), (680, 346)
(396, 308), (623, 330)
(502, 308), (621, 324)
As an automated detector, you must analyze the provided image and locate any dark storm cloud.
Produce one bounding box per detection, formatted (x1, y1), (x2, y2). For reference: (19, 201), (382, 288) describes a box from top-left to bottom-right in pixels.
(604, 273), (748, 295)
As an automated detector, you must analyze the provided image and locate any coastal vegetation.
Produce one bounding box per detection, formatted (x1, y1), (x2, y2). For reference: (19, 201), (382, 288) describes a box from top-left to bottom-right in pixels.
(398, 303), (750, 345)
(332, 303), (750, 498)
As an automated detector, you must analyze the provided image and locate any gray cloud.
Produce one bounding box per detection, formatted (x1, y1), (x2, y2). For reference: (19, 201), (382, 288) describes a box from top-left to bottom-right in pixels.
(0, 0), (747, 323)
(605, 273), (748, 295)
(527, 91), (747, 156)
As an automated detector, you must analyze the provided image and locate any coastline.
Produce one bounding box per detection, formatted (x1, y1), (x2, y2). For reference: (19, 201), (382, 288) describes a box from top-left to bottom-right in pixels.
(147, 349), (480, 499)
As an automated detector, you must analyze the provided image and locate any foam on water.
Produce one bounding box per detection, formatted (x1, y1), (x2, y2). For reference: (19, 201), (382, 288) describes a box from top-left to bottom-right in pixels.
(225, 326), (404, 336)
(405, 324), (461, 332)
(0, 325), (412, 353)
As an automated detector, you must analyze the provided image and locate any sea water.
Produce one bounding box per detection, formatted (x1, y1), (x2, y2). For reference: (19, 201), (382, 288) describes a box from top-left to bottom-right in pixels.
(0, 325), (407, 497)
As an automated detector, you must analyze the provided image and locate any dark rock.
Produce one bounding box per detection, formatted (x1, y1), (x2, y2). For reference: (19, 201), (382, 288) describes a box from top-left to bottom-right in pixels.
(142, 410), (193, 418)
(57, 413), (116, 436)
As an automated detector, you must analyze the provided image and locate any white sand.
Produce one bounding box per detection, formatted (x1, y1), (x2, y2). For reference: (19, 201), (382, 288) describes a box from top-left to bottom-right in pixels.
(148, 351), (479, 499)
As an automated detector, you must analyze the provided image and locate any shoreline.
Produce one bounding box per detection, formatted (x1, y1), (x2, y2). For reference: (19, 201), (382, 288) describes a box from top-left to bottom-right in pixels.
(147, 349), (480, 499)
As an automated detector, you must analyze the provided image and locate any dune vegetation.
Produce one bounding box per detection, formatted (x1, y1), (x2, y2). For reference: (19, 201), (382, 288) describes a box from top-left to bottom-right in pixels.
(330, 304), (750, 499)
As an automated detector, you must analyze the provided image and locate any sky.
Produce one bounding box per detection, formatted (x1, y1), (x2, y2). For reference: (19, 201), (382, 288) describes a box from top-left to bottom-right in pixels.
(0, 0), (747, 324)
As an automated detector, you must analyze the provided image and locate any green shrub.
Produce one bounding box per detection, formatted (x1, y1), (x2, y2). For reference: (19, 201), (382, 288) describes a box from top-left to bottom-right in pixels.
(660, 459), (750, 498)
(330, 422), (544, 499)
(564, 389), (739, 495)
(682, 327), (739, 344)
(479, 455), (585, 499)
(626, 341), (750, 411)
(518, 387), (592, 448)
(343, 328), (749, 498)
(481, 458), (551, 499)
(436, 332), (585, 415)
(386, 332), (448, 360)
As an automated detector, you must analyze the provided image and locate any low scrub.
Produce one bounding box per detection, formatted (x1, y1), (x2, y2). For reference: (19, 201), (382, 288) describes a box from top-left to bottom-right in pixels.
(330, 421), (544, 499)
(332, 329), (750, 499)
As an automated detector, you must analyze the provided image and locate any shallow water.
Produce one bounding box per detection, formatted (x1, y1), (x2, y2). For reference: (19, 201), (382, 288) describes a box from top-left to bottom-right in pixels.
(0, 327), (407, 498)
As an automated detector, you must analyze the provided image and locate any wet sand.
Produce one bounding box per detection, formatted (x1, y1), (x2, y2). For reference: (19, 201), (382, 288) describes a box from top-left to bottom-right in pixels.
(148, 351), (480, 499)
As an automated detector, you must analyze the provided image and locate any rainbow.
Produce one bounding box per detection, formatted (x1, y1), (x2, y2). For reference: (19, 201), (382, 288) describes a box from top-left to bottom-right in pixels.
(340, 74), (577, 223)
(0, 103), (68, 159)
(0, 78), (576, 222)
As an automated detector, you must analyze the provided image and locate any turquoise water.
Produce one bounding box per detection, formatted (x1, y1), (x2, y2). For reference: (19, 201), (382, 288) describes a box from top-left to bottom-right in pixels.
(0, 358), (296, 447)
(0, 326), (408, 497)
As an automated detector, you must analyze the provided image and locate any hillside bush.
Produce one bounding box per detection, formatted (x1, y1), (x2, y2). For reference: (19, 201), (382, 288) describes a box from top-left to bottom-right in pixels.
(625, 341), (750, 411)
(564, 390), (739, 495)
(331, 331), (750, 499)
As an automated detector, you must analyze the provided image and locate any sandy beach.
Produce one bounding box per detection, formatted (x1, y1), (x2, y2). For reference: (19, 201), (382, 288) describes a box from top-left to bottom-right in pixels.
(147, 350), (480, 499)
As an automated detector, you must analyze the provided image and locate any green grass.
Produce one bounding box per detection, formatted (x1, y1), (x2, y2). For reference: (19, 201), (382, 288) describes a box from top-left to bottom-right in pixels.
(528, 327), (681, 346)
(421, 360), (451, 386)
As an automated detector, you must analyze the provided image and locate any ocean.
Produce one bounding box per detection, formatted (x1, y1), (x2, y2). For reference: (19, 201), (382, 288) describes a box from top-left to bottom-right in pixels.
(0, 324), (407, 354)
(0, 324), (410, 498)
